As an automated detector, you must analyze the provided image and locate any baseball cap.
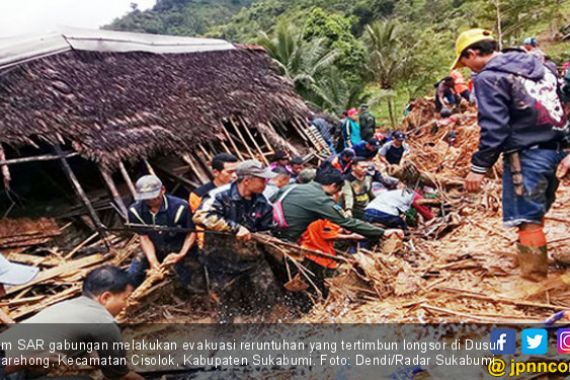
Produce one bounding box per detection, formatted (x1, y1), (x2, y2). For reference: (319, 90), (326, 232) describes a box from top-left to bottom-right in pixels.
(359, 104), (369, 110)
(367, 138), (380, 147)
(393, 131), (406, 141)
(341, 148), (355, 158)
(237, 160), (277, 179)
(0, 254), (39, 286)
(135, 175), (163, 201)
(523, 37), (537, 46)
(451, 28), (494, 70)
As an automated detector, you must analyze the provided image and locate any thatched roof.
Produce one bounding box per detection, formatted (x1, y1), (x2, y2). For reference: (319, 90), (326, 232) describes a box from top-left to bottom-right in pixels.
(0, 30), (309, 168)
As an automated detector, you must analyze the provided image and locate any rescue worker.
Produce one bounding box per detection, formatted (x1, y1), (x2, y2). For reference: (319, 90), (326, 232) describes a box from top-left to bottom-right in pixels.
(379, 131), (410, 166)
(450, 69), (471, 102)
(340, 157), (376, 220)
(453, 29), (569, 281)
(269, 150), (290, 171)
(352, 138), (381, 160)
(0, 266), (143, 380)
(263, 167), (291, 201)
(359, 104), (376, 141)
(435, 76), (458, 117)
(193, 160), (279, 322)
(189, 153), (238, 213)
(522, 37), (545, 62)
(325, 148), (355, 175)
(272, 168), (403, 247)
(310, 114), (336, 154)
(288, 156), (305, 182)
(127, 175), (196, 287)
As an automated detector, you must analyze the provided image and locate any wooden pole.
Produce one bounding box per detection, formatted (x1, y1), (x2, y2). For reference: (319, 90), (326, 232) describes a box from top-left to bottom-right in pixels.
(229, 118), (256, 159)
(221, 123), (245, 160)
(143, 159), (157, 177)
(99, 167), (128, 220)
(53, 145), (105, 233)
(237, 116), (269, 165)
(0, 151), (79, 166)
(118, 161), (137, 199)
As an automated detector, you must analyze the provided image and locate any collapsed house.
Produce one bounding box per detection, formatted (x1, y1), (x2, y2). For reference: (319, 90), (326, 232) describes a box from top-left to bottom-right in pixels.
(0, 28), (331, 322)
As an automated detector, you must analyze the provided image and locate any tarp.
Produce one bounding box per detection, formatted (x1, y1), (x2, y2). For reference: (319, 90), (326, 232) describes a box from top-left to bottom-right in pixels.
(0, 27), (235, 70)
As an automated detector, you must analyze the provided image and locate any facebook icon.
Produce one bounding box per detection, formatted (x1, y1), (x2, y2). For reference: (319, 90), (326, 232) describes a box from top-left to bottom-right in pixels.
(490, 329), (517, 354)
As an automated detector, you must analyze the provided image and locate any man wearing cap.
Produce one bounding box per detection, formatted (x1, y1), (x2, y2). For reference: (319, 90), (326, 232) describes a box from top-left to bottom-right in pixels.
(340, 157), (377, 220)
(0, 255), (39, 296)
(522, 37), (545, 62)
(379, 131), (410, 166)
(452, 28), (569, 281)
(359, 104), (376, 141)
(352, 138), (381, 160)
(193, 160), (279, 322)
(288, 156), (305, 183)
(127, 175), (196, 287)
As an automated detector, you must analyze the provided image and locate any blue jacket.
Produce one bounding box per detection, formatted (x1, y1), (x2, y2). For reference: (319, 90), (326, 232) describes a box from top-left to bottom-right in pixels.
(471, 51), (569, 173)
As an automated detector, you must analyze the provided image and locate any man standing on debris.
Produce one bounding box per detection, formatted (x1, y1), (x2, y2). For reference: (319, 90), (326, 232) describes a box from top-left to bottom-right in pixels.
(193, 160), (280, 322)
(0, 266), (143, 380)
(453, 29), (569, 281)
(189, 153), (238, 213)
(127, 175), (196, 287)
(379, 131), (410, 166)
(340, 157), (377, 220)
(272, 168), (403, 247)
(359, 104), (376, 141)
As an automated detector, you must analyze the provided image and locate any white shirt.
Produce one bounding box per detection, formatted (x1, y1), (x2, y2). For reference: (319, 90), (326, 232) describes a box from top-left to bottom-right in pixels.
(365, 189), (414, 216)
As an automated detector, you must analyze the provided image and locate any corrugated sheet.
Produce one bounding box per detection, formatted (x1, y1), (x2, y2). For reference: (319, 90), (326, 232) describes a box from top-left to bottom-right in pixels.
(0, 27), (235, 70)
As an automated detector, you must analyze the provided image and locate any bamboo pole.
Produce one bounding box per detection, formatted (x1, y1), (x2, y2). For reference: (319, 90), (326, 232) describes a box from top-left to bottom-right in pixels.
(99, 167), (128, 220)
(237, 118), (269, 165)
(0, 151), (79, 166)
(181, 154), (209, 184)
(143, 159), (157, 177)
(118, 161), (137, 199)
(229, 118), (256, 159)
(221, 123), (245, 160)
(53, 145), (105, 233)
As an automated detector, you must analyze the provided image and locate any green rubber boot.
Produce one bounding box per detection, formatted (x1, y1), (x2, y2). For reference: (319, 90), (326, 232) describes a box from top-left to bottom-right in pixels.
(517, 243), (548, 282)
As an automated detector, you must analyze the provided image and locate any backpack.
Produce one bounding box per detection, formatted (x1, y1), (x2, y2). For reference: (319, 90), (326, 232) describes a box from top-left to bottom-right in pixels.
(272, 185), (298, 229)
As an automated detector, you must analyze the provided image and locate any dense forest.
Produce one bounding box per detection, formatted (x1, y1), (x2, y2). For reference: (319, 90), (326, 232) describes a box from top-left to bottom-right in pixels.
(107, 0), (570, 125)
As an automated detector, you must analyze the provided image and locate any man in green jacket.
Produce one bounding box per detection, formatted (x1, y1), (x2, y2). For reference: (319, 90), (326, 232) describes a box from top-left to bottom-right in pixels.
(272, 169), (403, 243)
(359, 104), (376, 141)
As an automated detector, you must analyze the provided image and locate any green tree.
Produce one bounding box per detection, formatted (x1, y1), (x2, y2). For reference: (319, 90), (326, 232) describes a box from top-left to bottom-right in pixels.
(308, 67), (367, 114)
(364, 20), (409, 127)
(257, 21), (339, 97)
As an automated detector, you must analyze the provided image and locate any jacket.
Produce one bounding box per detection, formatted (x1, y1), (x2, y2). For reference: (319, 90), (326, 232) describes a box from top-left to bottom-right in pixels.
(471, 51), (569, 173)
(193, 183), (273, 233)
(128, 195), (194, 254)
(272, 182), (385, 243)
(341, 119), (361, 147)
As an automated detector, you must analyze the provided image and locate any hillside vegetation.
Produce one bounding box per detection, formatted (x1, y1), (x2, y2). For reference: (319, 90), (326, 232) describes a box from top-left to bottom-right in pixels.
(107, 0), (570, 125)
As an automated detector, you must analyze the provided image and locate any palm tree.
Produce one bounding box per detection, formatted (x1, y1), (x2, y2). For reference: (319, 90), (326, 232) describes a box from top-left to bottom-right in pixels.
(308, 67), (366, 115)
(364, 20), (408, 127)
(257, 21), (339, 96)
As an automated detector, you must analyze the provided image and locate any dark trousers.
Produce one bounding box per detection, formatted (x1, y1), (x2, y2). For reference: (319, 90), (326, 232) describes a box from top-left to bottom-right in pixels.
(365, 209), (408, 230)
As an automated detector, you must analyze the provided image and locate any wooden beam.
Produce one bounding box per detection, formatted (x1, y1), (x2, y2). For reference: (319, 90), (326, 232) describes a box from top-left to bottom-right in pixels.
(99, 167), (128, 220)
(237, 116), (269, 165)
(181, 154), (209, 184)
(54, 145), (105, 231)
(156, 162), (201, 189)
(229, 118), (256, 159)
(0, 151), (79, 166)
(143, 159), (157, 177)
(221, 123), (245, 160)
(118, 161), (137, 199)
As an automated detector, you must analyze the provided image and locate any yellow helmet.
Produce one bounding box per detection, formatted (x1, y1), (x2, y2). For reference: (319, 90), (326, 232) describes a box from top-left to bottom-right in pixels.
(451, 28), (494, 70)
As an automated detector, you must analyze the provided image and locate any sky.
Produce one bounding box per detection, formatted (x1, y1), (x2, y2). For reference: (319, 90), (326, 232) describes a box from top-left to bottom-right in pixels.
(0, 0), (156, 37)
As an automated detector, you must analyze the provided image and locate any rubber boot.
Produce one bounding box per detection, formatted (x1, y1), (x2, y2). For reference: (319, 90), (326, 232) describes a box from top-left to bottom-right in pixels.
(517, 243), (548, 282)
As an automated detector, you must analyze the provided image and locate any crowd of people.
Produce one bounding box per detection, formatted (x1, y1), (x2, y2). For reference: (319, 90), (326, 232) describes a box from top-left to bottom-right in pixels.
(4, 27), (570, 380)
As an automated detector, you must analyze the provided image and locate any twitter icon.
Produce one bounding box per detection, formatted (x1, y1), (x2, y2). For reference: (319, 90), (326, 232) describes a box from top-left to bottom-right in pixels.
(522, 328), (548, 355)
